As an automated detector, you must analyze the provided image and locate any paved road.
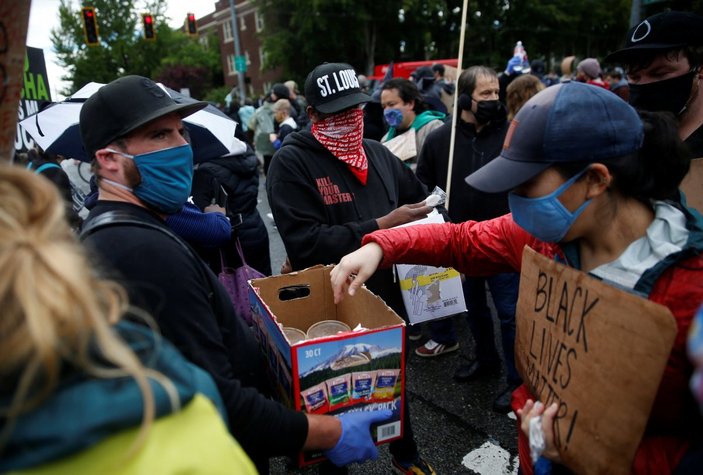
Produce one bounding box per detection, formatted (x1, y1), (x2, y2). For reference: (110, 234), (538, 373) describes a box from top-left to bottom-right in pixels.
(259, 174), (519, 474)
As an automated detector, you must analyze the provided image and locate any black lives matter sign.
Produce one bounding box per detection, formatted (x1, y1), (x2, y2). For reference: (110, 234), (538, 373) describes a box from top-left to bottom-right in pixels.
(515, 246), (676, 475)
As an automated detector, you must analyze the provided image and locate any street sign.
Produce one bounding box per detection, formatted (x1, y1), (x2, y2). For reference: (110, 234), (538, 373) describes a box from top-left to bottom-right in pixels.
(235, 55), (247, 73)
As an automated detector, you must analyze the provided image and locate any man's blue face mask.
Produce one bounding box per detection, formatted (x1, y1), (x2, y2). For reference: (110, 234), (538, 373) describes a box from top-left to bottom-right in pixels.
(508, 167), (592, 243)
(383, 108), (404, 128)
(106, 143), (193, 214)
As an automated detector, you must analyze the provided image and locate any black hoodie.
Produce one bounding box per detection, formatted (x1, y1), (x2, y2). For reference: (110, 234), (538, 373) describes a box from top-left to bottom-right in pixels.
(267, 130), (429, 317)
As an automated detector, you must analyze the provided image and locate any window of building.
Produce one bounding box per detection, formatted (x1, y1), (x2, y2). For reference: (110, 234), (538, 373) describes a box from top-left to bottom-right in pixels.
(245, 50), (251, 66)
(240, 15), (246, 31)
(227, 54), (236, 75)
(255, 11), (264, 32)
(223, 20), (233, 42)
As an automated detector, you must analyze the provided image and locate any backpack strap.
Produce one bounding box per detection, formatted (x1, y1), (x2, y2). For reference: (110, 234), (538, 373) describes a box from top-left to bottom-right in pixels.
(28, 162), (62, 174)
(80, 210), (219, 316)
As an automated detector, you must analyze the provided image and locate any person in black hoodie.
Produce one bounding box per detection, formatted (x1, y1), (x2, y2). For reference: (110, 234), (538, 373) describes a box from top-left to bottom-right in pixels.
(415, 65), (521, 414)
(267, 62), (436, 475)
(192, 146), (272, 276)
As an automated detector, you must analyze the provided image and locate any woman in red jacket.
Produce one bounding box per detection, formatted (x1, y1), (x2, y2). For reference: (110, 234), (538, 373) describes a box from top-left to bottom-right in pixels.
(330, 82), (703, 474)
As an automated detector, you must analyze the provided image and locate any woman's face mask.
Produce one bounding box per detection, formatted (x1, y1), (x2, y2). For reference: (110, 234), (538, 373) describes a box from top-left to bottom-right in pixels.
(508, 167), (592, 243)
(106, 143), (194, 214)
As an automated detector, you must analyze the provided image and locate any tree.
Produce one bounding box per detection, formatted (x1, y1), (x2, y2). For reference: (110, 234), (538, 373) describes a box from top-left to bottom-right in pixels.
(51, 0), (222, 97)
(253, 0), (630, 80)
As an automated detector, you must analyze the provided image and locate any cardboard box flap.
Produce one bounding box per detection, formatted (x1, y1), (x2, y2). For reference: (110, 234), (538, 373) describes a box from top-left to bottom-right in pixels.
(250, 265), (403, 332)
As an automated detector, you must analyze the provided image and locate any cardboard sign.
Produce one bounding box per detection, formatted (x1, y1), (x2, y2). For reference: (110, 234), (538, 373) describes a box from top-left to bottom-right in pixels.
(681, 158), (702, 213)
(515, 247), (677, 475)
(0, 1), (31, 162)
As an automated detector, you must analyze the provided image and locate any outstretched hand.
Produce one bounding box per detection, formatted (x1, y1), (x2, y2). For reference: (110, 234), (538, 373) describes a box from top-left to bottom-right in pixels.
(331, 243), (384, 304)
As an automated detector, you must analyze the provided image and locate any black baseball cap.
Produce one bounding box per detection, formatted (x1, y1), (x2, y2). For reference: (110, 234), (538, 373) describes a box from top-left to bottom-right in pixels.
(465, 82), (644, 193)
(80, 75), (207, 158)
(304, 63), (370, 114)
(606, 11), (703, 63)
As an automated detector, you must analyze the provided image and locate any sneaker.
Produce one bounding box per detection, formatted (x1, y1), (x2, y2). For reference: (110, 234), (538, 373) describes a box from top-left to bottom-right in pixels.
(414, 339), (459, 357)
(392, 455), (436, 475)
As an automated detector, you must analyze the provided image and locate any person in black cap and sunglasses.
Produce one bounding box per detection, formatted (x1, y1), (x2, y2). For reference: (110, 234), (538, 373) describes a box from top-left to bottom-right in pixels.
(79, 75), (393, 473)
(267, 62), (436, 475)
(606, 11), (703, 157)
(330, 82), (703, 474)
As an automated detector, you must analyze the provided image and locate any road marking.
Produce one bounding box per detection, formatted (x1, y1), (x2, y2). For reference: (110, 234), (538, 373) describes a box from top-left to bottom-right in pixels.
(462, 441), (519, 474)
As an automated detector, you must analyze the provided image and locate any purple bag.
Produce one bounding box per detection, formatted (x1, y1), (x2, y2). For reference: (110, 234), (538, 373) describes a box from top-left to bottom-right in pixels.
(219, 239), (265, 325)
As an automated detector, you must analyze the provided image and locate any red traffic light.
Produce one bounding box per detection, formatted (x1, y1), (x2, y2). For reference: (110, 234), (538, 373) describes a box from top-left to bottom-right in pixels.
(186, 13), (197, 35)
(142, 13), (156, 40)
(81, 7), (99, 46)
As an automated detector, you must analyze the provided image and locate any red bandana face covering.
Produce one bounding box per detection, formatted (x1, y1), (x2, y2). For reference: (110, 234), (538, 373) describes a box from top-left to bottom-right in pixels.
(311, 107), (368, 184)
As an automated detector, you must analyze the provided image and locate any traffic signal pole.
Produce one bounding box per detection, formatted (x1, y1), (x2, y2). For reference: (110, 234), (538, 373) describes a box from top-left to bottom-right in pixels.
(227, 0), (247, 104)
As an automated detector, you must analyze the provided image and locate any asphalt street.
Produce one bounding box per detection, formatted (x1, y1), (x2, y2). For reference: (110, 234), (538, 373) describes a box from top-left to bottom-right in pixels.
(65, 161), (519, 474)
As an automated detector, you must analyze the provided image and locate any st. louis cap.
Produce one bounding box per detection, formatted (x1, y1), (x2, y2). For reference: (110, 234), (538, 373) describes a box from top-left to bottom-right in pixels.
(465, 82), (644, 193)
(606, 11), (703, 63)
(304, 63), (370, 114)
(80, 75), (207, 158)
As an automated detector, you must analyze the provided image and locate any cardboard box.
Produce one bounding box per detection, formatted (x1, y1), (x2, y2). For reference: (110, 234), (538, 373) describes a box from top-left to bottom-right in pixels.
(249, 265), (406, 466)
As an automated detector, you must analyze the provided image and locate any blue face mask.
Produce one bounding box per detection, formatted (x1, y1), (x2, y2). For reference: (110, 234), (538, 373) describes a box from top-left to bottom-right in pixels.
(508, 167), (592, 243)
(107, 144), (193, 214)
(383, 108), (404, 128)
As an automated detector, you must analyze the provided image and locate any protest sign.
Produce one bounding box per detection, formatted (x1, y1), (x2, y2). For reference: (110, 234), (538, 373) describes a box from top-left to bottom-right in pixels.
(516, 246), (677, 474)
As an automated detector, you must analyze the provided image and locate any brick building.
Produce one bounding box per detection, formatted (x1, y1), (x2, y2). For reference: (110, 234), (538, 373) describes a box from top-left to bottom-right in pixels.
(197, 1), (282, 101)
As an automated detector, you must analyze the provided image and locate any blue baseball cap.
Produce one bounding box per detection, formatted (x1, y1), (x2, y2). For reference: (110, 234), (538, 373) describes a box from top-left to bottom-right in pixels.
(465, 82), (644, 193)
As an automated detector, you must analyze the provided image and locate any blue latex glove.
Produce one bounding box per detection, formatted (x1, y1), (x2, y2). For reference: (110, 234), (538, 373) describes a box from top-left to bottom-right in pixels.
(323, 409), (393, 467)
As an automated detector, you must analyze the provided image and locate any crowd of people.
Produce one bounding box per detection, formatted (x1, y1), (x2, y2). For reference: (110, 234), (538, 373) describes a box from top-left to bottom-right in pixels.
(3, 8), (703, 475)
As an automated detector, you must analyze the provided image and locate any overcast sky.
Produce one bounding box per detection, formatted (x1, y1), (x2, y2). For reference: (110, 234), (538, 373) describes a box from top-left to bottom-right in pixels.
(26, 0), (217, 100)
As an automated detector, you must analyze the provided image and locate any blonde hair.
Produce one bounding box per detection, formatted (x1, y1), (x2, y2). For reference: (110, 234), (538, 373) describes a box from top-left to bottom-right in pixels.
(506, 74), (546, 120)
(0, 165), (174, 456)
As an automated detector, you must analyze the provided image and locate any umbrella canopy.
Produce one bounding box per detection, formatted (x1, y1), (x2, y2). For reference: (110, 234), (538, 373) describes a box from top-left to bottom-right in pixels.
(20, 82), (247, 163)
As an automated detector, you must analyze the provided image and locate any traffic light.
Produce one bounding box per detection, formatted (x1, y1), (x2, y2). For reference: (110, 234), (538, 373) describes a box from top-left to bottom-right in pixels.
(142, 13), (155, 40)
(81, 6), (99, 46)
(186, 13), (197, 35)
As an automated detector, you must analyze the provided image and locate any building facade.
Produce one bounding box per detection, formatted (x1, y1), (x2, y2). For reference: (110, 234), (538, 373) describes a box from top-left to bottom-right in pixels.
(197, 0), (282, 101)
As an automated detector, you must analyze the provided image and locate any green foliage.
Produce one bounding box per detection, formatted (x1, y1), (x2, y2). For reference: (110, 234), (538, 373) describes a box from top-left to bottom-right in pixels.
(202, 86), (233, 107)
(253, 0), (631, 79)
(51, 0), (223, 97)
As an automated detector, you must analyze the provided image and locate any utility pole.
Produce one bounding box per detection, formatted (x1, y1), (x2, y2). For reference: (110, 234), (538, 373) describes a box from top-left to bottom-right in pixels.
(629, 0), (641, 27)
(228, 0), (247, 104)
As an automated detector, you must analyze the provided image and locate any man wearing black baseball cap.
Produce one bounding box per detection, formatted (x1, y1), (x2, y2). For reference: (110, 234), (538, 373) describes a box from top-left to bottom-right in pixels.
(267, 62), (436, 474)
(79, 75), (392, 473)
(606, 11), (703, 157)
